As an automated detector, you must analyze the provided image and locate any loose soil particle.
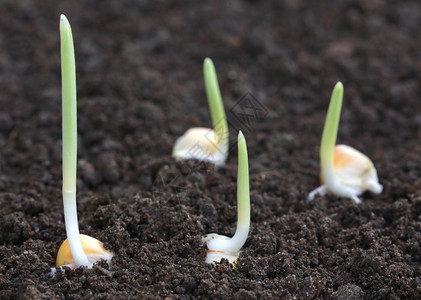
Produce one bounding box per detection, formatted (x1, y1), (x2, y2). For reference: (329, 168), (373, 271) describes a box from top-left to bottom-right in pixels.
(0, 0), (420, 299)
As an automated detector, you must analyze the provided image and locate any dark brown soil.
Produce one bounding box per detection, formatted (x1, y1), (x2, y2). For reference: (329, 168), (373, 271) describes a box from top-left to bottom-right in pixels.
(1, 0), (420, 299)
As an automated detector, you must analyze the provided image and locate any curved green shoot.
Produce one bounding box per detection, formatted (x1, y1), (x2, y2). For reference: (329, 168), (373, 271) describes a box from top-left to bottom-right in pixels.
(202, 131), (250, 264)
(203, 58), (228, 148)
(230, 131), (250, 251)
(60, 14), (91, 268)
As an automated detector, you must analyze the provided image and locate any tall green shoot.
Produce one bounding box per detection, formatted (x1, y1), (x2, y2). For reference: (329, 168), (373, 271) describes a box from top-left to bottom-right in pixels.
(60, 14), (91, 268)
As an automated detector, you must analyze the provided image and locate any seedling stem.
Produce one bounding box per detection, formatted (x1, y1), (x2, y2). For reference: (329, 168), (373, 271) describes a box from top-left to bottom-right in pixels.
(60, 14), (91, 268)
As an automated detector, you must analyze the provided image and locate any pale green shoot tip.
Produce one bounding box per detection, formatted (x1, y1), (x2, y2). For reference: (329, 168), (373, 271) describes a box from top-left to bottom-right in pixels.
(236, 130), (249, 231)
(320, 81), (343, 172)
(203, 57), (228, 144)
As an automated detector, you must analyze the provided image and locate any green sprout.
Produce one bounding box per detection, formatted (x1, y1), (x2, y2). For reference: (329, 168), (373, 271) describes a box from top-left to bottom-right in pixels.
(308, 82), (382, 203)
(202, 131), (250, 264)
(55, 14), (113, 269)
(172, 58), (229, 165)
(204, 57), (229, 148)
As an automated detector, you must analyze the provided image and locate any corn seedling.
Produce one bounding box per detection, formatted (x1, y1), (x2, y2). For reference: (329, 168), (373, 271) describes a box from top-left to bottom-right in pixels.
(172, 58), (228, 165)
(308, 82), (382, 204)
(202, 131), (250, 264)
(54, 15), (113, 270)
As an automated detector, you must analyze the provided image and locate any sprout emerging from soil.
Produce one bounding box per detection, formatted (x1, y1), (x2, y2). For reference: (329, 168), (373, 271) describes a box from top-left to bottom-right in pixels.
(55, 15), (113, 269)
(202, 131), (250, 264)
(308, 82), (383, 204)
(172, 58), (228, 166)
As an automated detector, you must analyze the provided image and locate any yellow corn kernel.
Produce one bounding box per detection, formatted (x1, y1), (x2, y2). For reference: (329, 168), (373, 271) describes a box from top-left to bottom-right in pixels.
(321, 144), (382, 194)
(172, 127), (223, 163)
(56, 234), (114, 267)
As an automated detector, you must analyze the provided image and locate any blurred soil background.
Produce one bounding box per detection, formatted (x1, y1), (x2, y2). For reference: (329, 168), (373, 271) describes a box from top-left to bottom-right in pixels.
(0, 0), (420, 298)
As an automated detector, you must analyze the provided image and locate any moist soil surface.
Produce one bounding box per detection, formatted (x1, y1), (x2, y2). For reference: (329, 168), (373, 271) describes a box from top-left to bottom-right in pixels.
(1, 0), (421, 299)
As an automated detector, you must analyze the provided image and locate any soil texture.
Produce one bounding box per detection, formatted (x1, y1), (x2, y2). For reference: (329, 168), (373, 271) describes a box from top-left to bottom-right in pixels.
(0, 0), (421, 299)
